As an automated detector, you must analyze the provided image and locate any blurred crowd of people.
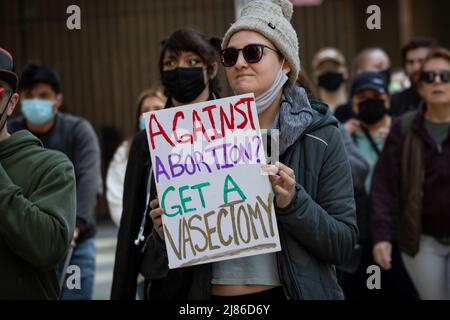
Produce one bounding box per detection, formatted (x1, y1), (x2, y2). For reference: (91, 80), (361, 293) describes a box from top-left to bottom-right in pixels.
(1, 0), (449, 300)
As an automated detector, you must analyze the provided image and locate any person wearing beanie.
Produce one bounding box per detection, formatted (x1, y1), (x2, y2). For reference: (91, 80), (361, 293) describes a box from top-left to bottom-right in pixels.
(144, 0), (356, 300)
(216, 0), (357, 300)
(0, 48), (76, 299)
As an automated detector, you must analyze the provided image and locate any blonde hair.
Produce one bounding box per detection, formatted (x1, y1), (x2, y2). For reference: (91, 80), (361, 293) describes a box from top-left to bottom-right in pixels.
(134, 87), (166, 132)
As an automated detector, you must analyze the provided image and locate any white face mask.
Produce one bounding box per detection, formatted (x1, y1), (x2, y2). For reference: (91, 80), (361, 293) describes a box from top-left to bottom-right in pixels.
(255, 61), (289, 114)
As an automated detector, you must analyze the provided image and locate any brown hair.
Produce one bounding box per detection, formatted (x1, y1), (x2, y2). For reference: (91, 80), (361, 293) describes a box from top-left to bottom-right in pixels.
(401, 37), (438, 66)
(125, 87), (166, 159)
(158, 28), (221, 98)
(421, 48), (450, 72)
(296, 68), (317, 100)
(416, 48), (450, 94)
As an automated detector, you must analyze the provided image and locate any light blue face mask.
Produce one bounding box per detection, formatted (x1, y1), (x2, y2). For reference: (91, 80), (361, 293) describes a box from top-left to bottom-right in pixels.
(255, 62), (289, 114)
(138, 116), (146, 131)
(21, 99), (54, 125)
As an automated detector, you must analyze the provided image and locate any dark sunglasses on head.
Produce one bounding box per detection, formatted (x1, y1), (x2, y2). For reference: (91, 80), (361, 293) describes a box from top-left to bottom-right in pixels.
(420, 70), (450, 84)
(220, 44), (278, 67)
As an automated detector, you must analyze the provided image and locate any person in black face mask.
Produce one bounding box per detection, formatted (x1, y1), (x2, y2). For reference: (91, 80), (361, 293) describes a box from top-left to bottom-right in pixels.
(340, 71), (418, 300)
(159, 30), (221, 106)
(111, 28), (222, 300)
(312, 47), (348, 113)
(335, 47), (392, 125)
(350, 72), (391, 152)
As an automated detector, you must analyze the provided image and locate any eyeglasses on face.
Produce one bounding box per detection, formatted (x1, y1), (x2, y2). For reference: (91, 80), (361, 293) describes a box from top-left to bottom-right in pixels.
(220, 44), (279, 67)
(420, 70), (450, 84)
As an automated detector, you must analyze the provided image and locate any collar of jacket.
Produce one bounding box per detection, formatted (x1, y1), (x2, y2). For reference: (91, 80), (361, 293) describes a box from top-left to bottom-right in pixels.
(411, 101), (447, 148)
(274, 85), (314, 155)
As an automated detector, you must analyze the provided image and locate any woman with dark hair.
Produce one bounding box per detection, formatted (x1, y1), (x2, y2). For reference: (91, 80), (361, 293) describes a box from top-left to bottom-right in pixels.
(110, 28), (221, 300)
(158, 29), (221, 103)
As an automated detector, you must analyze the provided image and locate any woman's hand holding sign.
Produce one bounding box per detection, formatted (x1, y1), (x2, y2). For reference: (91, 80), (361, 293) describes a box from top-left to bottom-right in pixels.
(264, 162), (296, 209)
(149, 199), (165, 241)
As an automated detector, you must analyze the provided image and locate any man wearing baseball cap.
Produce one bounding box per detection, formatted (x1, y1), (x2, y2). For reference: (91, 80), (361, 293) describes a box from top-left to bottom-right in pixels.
(312, 47), (349, 113)
(0, 48), (19, 132)
(0, 47), (76, 299)
(8, 63), (101, 300)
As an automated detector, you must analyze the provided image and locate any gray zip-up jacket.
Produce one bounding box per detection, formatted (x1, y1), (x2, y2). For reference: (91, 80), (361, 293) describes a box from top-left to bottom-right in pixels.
(141, 87), (358, 300)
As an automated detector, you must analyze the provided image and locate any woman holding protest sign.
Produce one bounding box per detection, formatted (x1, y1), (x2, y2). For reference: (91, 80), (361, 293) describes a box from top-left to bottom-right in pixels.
(146, 0), (357, 300)
(111, 28), (222, 299)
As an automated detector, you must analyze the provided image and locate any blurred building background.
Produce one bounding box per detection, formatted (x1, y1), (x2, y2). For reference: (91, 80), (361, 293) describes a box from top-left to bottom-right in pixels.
(1, 0), (449, 220)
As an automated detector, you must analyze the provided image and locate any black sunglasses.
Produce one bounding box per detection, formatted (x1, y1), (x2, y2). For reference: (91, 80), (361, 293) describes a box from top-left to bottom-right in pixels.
(420, 70), (450, 84)
(220, 44), (278, 67)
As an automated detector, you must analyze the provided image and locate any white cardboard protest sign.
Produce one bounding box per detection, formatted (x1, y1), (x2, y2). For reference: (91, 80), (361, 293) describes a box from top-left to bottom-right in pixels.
(143, 94), (281, 269)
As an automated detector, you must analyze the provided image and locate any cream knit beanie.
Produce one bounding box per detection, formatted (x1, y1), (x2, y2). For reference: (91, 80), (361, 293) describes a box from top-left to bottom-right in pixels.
(222, 0), (300, 84)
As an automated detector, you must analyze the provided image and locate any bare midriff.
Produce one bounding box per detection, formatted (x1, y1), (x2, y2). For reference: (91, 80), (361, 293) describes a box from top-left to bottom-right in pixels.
(211, 284), (277, 296)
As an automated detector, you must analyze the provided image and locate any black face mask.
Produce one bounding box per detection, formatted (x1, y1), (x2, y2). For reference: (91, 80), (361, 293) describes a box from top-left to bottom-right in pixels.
(378, 68), (391, 87)
(318, 72), (344, 91)
(357, 99), (387, 124)
(162, 67), (206, 104)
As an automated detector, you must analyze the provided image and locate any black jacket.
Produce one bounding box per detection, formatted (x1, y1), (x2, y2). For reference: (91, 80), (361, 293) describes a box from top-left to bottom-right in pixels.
(390, 86), (423, 118)
(110, 129), (153, 299)
(372, 106), (450, 247)
(111, 94), (218, 299)
(140, 94), (357, 300)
